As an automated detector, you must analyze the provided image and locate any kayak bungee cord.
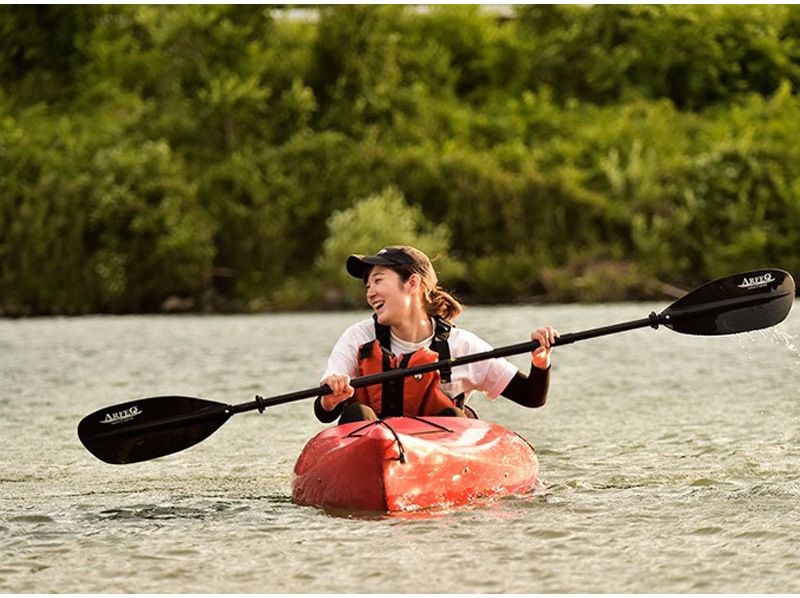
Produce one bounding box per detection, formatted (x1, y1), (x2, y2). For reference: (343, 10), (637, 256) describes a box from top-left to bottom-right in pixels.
(342, 417), (458, 465)
(345, 419), (409, 464)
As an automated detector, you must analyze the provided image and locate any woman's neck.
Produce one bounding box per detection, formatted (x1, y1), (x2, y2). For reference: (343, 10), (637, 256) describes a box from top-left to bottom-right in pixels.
(391, 312), (433, 343)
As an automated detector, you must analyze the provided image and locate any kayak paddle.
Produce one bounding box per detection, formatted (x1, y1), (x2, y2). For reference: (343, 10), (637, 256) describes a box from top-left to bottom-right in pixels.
(78, 268), (795, 464)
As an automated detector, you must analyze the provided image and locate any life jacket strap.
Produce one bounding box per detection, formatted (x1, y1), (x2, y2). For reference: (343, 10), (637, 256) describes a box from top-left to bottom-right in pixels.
(372, 315), (454, 382)
(431, 317), (452, 383)
(380, 351), (411, 418)
(374, 314), (392, 351)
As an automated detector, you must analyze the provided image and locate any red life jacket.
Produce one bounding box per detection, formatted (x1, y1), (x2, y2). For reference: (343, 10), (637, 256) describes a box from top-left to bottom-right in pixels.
(350, 317), (458, 418)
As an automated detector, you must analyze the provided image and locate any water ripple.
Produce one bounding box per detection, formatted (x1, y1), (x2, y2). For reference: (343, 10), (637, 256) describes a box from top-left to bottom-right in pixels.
(1, 306), (799, 593)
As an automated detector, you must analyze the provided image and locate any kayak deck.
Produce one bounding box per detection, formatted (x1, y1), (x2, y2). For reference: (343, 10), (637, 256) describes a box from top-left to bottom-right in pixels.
(292, 416), (539, 512)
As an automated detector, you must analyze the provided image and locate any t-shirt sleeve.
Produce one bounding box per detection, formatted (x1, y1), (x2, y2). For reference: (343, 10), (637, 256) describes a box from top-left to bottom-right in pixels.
(321, 320), (372, 382)
(451, 329), (518, 400)
(480, 355), (519, 399)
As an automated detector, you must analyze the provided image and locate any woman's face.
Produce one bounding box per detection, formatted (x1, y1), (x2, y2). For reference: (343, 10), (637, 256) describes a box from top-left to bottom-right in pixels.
(364, 266), (418, 326)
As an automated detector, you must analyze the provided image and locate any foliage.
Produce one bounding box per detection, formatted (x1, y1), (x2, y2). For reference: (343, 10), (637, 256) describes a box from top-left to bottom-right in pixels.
(2, 5), (799, 314)
(513, 5), (800, 110)
(0, 103), (214, 314)
(317, 187), (464, 307)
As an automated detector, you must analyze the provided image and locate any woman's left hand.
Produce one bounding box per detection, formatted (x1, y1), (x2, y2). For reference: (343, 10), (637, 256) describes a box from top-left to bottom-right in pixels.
(531, 326), (559, 370)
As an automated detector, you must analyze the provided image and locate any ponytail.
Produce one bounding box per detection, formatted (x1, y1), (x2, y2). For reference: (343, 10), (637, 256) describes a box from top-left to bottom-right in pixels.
(381, 261), (463, 322)
(424, 286), (463, 322)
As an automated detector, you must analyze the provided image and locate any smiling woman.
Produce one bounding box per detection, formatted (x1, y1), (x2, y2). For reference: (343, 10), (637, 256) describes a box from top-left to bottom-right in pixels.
(314, 245), (559, 424)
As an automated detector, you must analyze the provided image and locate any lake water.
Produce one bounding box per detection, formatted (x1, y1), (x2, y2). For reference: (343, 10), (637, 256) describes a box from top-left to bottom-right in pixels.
(2, 303), (799, 593)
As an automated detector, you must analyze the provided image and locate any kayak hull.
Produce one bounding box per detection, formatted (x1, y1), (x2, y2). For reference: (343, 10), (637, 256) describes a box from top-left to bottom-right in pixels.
(292, 417), (538, 512)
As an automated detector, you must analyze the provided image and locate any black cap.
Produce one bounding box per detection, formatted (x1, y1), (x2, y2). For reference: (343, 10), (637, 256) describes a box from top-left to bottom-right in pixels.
(346, 246), (437, 285)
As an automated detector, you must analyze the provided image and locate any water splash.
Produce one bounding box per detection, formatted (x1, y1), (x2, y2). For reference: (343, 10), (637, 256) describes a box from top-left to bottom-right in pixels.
(769, 325), (800, 365)
(735, 325), (800, 366)
(735, 331), (759, 365)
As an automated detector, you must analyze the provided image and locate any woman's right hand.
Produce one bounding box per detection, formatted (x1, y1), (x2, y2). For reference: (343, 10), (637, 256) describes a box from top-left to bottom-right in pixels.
(319, 373), (355, 411)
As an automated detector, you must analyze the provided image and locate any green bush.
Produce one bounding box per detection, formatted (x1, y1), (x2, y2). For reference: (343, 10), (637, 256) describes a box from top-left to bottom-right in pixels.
(317, 187), (465, 307)
(86, 139), (214, 312)
(2, 5), (799, 314)
(0, 100), (213, 314)
(514, 5), (800, 109)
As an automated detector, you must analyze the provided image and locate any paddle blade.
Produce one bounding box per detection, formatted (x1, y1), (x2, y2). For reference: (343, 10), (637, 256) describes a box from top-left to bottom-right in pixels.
(78, 396), (232, 464)
(661, 268), (795, 335)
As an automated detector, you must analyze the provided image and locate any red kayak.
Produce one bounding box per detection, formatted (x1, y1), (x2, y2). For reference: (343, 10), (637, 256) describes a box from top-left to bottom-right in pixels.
(292, 417), (539, 512)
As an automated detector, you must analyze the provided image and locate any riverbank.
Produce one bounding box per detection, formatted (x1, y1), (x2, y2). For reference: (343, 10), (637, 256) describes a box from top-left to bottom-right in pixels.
(4, 7), (800, 319)
(0, 266), (688, 317)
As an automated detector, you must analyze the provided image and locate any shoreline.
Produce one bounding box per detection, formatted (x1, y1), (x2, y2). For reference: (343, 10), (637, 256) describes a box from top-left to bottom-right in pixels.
(4, 278), (796, 319)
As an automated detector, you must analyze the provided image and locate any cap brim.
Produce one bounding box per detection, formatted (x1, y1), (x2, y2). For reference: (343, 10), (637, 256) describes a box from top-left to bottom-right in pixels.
(346, 255), (396, 279)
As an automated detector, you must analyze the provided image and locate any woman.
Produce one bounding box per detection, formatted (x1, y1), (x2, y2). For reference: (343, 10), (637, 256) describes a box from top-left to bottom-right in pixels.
(315, 245), (558, 424)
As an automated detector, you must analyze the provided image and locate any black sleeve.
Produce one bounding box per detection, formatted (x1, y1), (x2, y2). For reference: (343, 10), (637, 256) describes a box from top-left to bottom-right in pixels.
(500, 364), (550, 408)
(314, 396), (344, 423)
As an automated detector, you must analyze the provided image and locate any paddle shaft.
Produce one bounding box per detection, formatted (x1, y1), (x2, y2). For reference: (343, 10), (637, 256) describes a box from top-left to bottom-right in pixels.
(234, 284), (788, 414)
(77, 268), (794, 464)
(231, 312), (666, 415)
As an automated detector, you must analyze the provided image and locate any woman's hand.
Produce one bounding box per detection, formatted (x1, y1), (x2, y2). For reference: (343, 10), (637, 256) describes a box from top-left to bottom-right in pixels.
(531, 326), (559, 370)
(319, 373), (355, 410)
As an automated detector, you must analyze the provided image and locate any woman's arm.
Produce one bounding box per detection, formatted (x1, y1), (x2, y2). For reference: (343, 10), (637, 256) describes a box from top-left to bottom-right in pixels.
(500, 326), (557, 408)
(314, 321), (371, 423)
(313, 373), (355, 423)
(500, 364), (550, 408)
(314, 396), (345, 423)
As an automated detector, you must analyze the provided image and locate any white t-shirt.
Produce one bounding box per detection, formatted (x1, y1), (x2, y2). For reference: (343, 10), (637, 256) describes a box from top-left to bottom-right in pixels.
(321, 318), (518, 402)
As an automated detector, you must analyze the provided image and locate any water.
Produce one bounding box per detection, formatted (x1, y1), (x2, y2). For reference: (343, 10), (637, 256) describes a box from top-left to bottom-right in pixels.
(2, 303), (800, 592)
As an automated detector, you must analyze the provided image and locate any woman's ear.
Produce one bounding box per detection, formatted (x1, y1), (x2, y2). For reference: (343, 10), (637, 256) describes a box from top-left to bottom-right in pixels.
(405, 272), (422, 294)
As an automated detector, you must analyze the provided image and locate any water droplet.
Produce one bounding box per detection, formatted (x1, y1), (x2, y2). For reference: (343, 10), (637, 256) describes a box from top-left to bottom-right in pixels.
(735, 325), (800, 366)
(769, 325), (800, 365)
